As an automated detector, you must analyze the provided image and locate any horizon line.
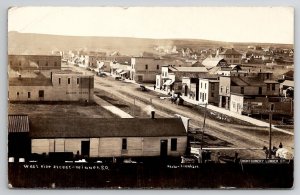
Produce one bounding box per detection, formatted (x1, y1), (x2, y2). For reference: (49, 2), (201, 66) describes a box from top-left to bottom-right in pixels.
(8, 31), (294, 45)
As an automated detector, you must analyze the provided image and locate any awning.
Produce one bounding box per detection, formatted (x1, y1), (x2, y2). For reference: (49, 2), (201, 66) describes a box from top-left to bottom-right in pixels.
(120, 70), (129, 75)
(163, 80), (174, 86)
(116, 69), (123, 73)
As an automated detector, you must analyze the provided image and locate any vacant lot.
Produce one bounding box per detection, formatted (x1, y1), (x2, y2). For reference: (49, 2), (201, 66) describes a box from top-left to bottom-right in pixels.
(8, 102), (118, 118)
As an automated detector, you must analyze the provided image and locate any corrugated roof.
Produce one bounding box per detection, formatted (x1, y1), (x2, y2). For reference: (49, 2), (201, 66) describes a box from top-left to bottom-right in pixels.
(8, 115), (30, 133)
(29, 117), (187, 138)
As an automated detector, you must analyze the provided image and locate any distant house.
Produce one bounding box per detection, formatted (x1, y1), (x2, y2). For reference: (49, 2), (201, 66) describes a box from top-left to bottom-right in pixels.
(208, 64), (243, 76)
(27, 116), (187, 158)
(218, 48), (242, 64)
(9, 70), (94, 102)
(9, 54), (62, 71)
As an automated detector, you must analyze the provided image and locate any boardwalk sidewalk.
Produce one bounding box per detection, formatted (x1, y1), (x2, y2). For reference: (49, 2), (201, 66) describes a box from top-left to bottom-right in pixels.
(142, 86), (293, 136)
(93, 95), (133, 118)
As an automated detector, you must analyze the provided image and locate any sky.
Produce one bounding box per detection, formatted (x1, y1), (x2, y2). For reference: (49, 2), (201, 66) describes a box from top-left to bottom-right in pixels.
(8, 7), (294, 44)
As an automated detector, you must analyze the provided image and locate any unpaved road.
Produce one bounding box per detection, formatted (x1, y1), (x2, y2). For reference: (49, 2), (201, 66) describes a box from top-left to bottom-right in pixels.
(71, 66), (294, 159)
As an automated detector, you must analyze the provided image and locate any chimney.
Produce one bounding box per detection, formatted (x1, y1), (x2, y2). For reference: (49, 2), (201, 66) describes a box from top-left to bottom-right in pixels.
(151, 111), (155, 119)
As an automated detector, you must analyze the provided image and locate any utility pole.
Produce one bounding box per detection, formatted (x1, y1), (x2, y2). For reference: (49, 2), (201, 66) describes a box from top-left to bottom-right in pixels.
(268, 103), (274, 159)
(132, 98), (135, 117)
(268, 112), (272, 158)
(201, 103), (208, 150)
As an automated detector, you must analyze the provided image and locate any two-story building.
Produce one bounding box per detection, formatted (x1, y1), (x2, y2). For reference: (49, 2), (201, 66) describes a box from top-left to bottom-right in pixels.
(218, 48), (242, 65)
(157, 66), (208, 97)
(198, 78), (220, 105)
(9, 70), (94, 102)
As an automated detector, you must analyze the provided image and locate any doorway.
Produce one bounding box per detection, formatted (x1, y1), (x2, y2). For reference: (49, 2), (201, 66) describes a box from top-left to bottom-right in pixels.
(81, 141), (90, 157)
(160, 140), (168, 157)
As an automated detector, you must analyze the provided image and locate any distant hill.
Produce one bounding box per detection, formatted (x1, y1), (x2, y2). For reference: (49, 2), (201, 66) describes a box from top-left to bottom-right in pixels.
(8, 31), (293, 56)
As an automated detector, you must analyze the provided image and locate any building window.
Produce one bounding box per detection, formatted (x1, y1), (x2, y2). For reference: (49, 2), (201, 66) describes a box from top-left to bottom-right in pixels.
(77, 78), (79, 85)
(19, 61), (21, 66)
(157, 64), (159, 70)
(122, 138), (127, 150)
(37, 61), (39, 65)
(267, 84), (270, 91)
(241, 87), (244, 94)
(211, 92), (214, 97)
(145, 64), (148, 70)
(204, 93), (206, 100)
(58, 78), (61, 85)
(226, 87), (229, 94)
(272, 84), (275, 91)
(68, 78), (71, 84)
(45, 61), (48, 66)
(38, 90), (44, 98)
(200, 82), (202, 88)
(54, 62), (57, 66)
(171, 138), (177, 151)
(28, 92), (31, 98)
(211, 83), (215, 90)
(205, 83), (207, 89)
(220, 86), (223, 93)
(17, 92), (19, 96)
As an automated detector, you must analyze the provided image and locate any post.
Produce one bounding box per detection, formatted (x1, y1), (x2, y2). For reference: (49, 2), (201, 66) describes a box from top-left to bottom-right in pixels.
(201, 103), (208, 150)
(133, 98), (135, 117)
(269, 112), (272, 159)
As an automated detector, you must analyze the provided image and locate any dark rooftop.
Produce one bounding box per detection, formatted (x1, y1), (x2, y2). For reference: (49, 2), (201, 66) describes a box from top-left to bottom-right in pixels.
(29, 117), (187, 138)
(9, 77), (52, 86)
(219, 48), (242, 56)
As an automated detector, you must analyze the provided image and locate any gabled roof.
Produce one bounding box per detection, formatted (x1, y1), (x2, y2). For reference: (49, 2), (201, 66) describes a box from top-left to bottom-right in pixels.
(8, 115), (30, 133)
(191, 61), (205, 67)
(281, 80), (294, 87)
(29, 117), (187, 138)
(219, 48), (242, 55)
(201, 57), (227, 69)
(283, 70), (294, 78)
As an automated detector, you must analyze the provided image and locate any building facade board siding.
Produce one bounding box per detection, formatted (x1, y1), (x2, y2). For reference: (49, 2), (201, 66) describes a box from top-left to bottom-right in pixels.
(9, 74), (94, 102)
(31, 136), (187, 157)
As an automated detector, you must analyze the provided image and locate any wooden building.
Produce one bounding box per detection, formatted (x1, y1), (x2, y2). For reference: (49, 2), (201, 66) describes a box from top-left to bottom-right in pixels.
(9, 70), (94, 102)
(29, 117), (187, 158)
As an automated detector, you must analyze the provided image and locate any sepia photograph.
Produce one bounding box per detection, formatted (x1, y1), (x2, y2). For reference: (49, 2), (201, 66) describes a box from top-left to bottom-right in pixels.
(7, 6), (294, 189)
